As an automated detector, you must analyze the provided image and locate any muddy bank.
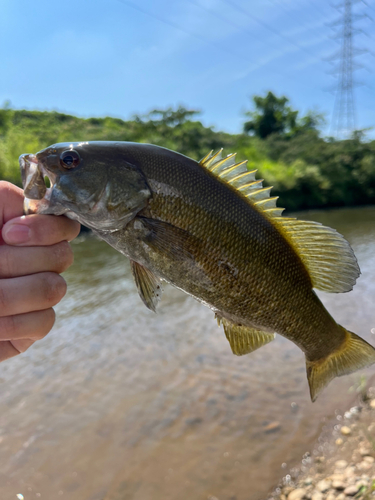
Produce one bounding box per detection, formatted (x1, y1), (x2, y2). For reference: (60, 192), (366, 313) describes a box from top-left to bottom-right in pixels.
(267, 390), (375, 500)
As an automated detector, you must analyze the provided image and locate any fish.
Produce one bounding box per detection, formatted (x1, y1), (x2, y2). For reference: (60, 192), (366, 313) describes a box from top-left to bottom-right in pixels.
(19, 141), (375, 401)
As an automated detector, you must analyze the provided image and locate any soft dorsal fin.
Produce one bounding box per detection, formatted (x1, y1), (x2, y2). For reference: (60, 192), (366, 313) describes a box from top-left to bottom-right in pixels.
(274, 218), (360, 292)
(199, 150), (360, 293)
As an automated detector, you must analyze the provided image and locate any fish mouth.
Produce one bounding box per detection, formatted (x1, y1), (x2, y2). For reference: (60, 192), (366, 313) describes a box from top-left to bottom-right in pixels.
(19, 154), (56, 215)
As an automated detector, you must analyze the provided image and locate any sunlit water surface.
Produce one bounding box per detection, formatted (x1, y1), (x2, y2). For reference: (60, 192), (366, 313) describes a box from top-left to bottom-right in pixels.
(0, 206), (374, 500)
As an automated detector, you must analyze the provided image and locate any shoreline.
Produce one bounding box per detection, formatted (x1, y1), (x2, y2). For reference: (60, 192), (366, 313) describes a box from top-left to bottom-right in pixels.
(267, 389), (375, 500)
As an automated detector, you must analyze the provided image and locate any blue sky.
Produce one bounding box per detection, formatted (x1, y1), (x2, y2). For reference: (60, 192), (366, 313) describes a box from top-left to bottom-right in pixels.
(1, 0), (374, 136)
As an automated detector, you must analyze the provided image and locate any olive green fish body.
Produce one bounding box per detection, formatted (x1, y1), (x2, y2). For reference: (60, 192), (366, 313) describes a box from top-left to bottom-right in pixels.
(96, 145), (342, 360)
(19, 141), (375, 400)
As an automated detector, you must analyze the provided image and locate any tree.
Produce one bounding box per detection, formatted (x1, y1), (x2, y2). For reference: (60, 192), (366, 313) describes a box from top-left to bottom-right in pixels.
(244, 92), (324, 139)
(243, 92), (298, 139)
(296, 111), (325, 135)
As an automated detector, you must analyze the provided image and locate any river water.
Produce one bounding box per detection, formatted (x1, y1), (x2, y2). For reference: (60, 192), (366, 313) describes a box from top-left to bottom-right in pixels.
(0, 206), (374, 500)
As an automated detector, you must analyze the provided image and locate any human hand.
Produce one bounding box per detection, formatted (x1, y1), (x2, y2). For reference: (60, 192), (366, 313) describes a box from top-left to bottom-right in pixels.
(0, 181), (80, 362)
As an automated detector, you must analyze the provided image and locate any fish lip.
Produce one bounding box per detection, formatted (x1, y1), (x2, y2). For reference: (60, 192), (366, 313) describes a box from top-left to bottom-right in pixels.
(19, 153), (38, 187)
(19, 153), (56, 214)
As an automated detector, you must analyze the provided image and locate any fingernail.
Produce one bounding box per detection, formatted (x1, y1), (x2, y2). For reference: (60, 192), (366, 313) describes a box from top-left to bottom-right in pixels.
(3, 224), (31, 244)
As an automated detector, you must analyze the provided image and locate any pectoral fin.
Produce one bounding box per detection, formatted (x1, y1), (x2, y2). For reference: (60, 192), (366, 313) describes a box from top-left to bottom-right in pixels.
(135, 217), (200, 261)
(218, 317), (276, 356)
(130, 260), (163, 312)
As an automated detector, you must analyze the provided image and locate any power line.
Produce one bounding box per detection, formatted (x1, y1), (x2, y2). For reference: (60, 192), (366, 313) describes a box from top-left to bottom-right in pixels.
(218, 0), (327, 63)
(266, 0), (334, 41)
(115, 0), (350, 94)
(361, 0), (375, 12)
(184, 0), (262, 45)
(266, 0), (296, 16)
(114, 0), (294, 81)
(270, 0), (330, 21)
(184, 0), (318, 61)
(304, 0), (332, 17)
(114, 0), (260, 64)
(266, 0), (327, 31)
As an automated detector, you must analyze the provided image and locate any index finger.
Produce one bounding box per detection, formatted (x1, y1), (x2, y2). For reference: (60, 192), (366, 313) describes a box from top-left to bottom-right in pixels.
(2, 214), (81, 246)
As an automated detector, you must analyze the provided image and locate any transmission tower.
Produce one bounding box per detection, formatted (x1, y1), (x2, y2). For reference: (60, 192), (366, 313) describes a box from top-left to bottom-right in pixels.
(329, 0), (369, 138)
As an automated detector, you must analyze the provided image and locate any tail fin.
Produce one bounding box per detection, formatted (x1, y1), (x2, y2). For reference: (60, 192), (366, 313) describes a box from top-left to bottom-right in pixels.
(306, 329), (375, 402)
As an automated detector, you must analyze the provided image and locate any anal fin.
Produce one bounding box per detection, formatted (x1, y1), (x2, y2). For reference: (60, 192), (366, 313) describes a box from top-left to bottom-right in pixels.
(130, 260), (163, 313)
(219, 317), (276, 356)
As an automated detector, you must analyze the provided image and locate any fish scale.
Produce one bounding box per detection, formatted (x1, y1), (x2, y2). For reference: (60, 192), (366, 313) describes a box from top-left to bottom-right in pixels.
(19, 141), (375, 401)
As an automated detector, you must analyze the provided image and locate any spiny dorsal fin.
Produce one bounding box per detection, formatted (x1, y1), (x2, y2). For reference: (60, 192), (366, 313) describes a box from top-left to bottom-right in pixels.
(199, 150), (360, 293)
(199, 150), (278, 209)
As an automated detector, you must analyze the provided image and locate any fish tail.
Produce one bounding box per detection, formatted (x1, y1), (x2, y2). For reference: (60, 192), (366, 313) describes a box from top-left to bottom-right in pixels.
(306, 328), (375, 402)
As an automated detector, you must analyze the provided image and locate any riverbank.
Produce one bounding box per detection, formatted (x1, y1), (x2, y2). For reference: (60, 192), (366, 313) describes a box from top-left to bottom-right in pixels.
(1, 107), (375, 211)
(267, 389), (375, 500)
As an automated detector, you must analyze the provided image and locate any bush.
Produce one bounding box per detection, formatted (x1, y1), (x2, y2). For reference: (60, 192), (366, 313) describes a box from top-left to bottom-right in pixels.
(1, 106), (374, 211)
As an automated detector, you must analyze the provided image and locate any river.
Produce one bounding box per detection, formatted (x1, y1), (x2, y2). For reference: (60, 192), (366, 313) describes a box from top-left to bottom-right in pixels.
(0, 206), (374, 500)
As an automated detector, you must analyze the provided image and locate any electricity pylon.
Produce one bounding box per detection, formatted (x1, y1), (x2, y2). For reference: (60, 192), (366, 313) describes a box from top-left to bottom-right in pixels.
(329, 0), (370, 138)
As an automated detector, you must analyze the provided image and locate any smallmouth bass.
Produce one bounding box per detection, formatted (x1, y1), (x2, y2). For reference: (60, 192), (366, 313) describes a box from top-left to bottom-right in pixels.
(19, 142), (375, 401)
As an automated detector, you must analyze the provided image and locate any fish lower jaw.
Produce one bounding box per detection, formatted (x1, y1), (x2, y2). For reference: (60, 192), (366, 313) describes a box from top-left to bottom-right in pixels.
(21, 155), (57, 214)
(23, 188), (53, 215)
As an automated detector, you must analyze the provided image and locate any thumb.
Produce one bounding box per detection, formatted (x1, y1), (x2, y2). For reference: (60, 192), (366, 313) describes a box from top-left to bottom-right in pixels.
(0, 182), (24, 230)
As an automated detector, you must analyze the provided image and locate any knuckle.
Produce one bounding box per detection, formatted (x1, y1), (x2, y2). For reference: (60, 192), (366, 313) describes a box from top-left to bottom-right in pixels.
(0, 181), (13, 192)
(46, 307), (56, 330)
(0, 315), (17, 339)
(9, 341), (22, 355)
(33, 309), (56, 339)
(44, 308), (56, 335)
(0, 284), (9, 314)
(42, 273), (67, 306)
(52, 241), (74, 273)
(29, 216), (58, 245)
(11, 339), (34, 354)
(68, 221), (81, 241)
(0, 246), (14, 278)
(44, 219), (60, 240)
(56, 217), (80, 243)
(28, 218), (43, 243)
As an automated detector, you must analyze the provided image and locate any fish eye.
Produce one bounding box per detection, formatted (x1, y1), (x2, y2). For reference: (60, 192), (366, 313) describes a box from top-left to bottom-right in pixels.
(60, 150), (80, 169)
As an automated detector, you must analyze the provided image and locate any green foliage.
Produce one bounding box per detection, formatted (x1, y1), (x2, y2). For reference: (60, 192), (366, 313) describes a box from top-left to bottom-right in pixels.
(130, 106), (233, 158)
(243, 91), (324, 139)
(244, 92), (298, 138)
(0, 102), (374, 212)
